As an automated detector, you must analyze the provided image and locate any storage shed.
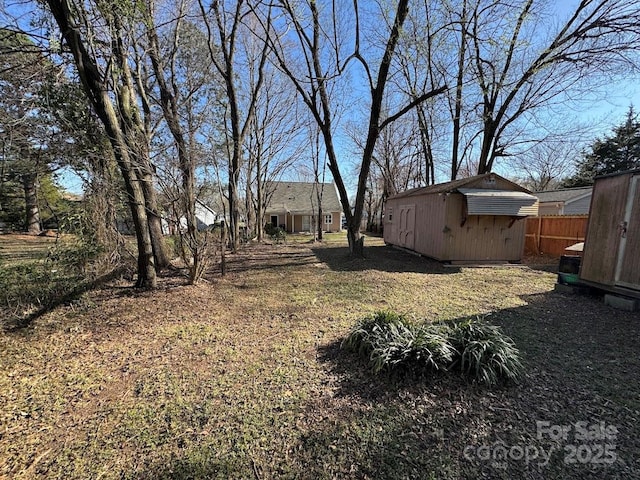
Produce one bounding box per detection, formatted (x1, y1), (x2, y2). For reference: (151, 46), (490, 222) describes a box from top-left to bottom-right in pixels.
(579, 169), (640, 297)
(383, 173), (539, 263)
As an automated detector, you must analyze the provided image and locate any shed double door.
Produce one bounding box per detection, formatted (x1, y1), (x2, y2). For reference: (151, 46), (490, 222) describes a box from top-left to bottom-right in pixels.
(398, 204), (415, 250)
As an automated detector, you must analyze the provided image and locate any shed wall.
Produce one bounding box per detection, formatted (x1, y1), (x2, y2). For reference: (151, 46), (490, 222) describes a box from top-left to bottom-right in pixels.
(385, 192), (526, 261)
(384, 194), (447, 259)
(412, 194), (447, 259)
(442, 194), (526, 261)
(617, 177), (640, 288)
(580, 175), (630, 286)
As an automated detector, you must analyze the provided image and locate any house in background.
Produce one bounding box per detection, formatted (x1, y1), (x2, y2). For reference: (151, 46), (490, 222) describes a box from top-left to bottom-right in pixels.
(384, 173), (538, 263)
(534, 187), (592, 215)
(162, 199), (227, 234)
(265, 181), (342, 233)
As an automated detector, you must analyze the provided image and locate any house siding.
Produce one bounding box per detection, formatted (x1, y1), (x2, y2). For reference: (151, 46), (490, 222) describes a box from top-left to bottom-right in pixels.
(265, 182), (342, 233)
(538, 203), (563, 216)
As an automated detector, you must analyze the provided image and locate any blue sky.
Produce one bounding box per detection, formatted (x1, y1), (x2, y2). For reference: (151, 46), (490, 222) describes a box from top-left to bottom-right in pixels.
(33, 0), (640, 195)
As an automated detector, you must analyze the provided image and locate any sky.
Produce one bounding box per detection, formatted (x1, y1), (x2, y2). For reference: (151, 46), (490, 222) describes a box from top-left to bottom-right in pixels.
(5, 0), (640, 196)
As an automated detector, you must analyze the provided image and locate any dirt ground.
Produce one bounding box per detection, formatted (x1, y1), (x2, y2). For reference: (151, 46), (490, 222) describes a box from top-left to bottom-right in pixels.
(1, 238), (639, 479)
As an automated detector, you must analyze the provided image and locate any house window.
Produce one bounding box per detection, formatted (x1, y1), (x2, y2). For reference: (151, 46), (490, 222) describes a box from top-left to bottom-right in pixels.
(270, 215), (278, 227)
(324, 214), (333, 225)
(387, 208), (393, 222)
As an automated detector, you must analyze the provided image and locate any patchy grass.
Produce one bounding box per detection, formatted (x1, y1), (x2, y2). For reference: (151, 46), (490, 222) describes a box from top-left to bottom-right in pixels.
(0, 234), (124, 329)
(1, 236), (639, 479)
(0, 233), (59, 266)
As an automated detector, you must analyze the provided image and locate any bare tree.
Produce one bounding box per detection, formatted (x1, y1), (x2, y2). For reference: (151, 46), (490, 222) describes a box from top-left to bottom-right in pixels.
(514, 140), (583, 191)
(467, 0), (640, 174)
(267, 0), (446, 256)
(197, 0), (272, 252)
(242, 42), (304, 241)
(143, 0), (215, 283)
(44, 0), (173, 287)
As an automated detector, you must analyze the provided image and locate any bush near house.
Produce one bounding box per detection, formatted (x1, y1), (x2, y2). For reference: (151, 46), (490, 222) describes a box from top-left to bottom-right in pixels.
(264, 223), (286, 243)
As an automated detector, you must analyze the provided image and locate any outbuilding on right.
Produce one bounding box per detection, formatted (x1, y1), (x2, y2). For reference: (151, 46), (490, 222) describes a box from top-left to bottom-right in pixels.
(580, 169), (640, 297)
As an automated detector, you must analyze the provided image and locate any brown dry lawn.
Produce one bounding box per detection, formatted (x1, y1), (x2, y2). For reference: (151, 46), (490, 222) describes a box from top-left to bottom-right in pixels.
(1, 234), (639, 479)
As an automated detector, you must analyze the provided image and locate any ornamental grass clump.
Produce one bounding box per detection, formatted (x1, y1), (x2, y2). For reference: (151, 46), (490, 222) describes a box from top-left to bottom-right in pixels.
(342, 311), (454, 374)
(343, 312), (524, 385)
(448, 318), (524, 385)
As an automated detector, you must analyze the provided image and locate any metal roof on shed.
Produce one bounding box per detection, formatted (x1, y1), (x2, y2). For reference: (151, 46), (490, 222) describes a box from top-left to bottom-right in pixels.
(387, 173), (531, 200)
(458, 189), (539, 217)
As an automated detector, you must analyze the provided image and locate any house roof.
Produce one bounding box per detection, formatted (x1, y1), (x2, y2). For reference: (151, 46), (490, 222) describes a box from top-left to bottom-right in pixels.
(266, 181), (342, 215)
(534, 187), (592, 204)
(388, 173), (530, 200)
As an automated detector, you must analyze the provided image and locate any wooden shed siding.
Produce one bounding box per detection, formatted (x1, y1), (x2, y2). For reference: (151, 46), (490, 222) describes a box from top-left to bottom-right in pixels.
(580, 175), (630, 285)
(384, 174), (530, 262)
(385, 194), (447, 258)
(440, 194), (524, 261)
(413, 194), (447, 259)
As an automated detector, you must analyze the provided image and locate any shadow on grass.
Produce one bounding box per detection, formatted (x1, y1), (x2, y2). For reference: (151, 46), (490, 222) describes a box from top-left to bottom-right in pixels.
(311, 245), (460, 274)
(317, 289), (640, 409)
(316, 339), (460, 401)
(305, 290), (640, 479)
(222, 249), (319, 274)
(117, 290), (640, 480)
(3, 267), (129, 332)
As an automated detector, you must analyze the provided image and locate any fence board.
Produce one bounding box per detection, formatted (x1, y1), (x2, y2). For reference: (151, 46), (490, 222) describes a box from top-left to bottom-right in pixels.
(524, 215), (589, 257)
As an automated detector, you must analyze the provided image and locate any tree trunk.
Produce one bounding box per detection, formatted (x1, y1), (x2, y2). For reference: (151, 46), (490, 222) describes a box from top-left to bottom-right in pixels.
(346, 225), (364, 257)
(123, 169), (157, 288)
(139, 171), (171, 269)
(245, 177), (255, 240)
(22, 172), (40, 235)
(477, 122), (496, 174)
(228, 176), (240, 251)
(451, 0), (468, 181)
(46, 0), (157, 288)
(256, 168), (264, 242)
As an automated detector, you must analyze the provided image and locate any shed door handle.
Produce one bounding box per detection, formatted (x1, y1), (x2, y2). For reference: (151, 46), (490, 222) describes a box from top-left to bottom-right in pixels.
(619, 221), (627, 238)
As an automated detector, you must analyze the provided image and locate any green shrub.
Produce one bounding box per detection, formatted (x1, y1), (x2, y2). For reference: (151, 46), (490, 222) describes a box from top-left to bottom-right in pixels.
(264, 223), (286, 242)
(342, 311), (406, 357)
(47, 240), (103, 275)
(343, 311), (454, 374)
(343, 312), (524, 385)
(0, 262), (81, 317)
(448, 318), (524, 385)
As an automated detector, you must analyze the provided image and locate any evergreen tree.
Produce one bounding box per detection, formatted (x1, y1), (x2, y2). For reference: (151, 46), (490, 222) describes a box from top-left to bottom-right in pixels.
(562, 107), (640, 187)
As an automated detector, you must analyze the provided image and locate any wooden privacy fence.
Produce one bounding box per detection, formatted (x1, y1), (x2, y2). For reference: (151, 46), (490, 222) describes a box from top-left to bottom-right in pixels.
(525, 215), (589, 257)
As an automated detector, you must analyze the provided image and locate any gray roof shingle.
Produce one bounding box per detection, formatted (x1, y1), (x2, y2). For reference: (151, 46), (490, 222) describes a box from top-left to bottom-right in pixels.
(266, 182), (342, 214)
(534, 187), (592, 204)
